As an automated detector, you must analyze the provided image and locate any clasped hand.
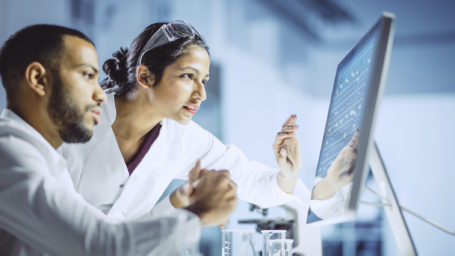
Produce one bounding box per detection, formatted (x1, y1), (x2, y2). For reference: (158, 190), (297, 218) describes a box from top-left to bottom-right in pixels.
(170, 160), (238, 227)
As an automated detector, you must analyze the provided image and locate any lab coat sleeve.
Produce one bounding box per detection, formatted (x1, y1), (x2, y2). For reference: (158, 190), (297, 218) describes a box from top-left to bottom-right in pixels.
(148, 195), (179, 218)
(0, 135), (200, 256)
(308, 177), (352, 219)
(176, 121), (301, 209)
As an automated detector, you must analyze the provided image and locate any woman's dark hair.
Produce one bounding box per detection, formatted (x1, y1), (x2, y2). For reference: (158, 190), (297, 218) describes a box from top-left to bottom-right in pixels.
(102, 22), (209, 96)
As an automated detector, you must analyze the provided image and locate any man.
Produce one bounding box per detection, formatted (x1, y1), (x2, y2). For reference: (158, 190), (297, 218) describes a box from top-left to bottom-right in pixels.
(0, 24), (237, 255)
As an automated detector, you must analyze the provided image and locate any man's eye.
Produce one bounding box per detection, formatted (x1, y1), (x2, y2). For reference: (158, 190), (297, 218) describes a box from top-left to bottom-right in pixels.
(83, 72), (95, 79)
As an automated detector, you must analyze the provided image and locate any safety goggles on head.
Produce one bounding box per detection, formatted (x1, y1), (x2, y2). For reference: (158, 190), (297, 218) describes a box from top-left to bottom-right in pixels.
(137, 20), (203, 66)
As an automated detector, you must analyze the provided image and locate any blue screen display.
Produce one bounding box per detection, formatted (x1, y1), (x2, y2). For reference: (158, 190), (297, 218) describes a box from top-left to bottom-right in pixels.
(316, 35), (378, 179)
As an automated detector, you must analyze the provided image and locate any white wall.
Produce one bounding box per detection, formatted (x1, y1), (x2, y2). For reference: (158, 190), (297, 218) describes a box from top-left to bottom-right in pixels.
(376, 95), (455, 255)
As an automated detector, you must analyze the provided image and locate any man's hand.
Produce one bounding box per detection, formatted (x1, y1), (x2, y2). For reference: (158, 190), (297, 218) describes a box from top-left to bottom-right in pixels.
(183, 170), (238, 226)
(274, 114), (302, 193)
(312, 130), (359, 200)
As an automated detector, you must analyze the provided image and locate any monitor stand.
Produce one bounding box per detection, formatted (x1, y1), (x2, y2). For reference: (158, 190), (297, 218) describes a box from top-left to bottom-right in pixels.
(363, 142), (417, 255)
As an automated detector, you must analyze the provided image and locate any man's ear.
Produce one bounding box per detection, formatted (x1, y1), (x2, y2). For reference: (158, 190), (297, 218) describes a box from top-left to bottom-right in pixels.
(136, 65), (155, 89)
(24, 62), (50, 97)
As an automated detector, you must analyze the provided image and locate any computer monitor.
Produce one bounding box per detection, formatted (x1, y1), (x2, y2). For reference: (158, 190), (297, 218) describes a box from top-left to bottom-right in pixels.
(307, 13), (395, 225)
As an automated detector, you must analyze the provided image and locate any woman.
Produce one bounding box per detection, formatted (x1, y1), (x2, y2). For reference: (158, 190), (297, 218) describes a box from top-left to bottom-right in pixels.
(61, 21), (311, 220)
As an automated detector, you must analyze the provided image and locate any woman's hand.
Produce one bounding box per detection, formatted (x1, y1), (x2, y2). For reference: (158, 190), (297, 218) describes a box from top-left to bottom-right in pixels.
(311, 130), (359, 200)
(274, 114), (302, 193)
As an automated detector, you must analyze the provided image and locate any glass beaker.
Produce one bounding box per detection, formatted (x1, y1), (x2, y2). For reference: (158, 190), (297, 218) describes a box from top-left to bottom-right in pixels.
(222, 229), (257, 256)
(284, 239), (293, 256)
(261, 230), (286, 256)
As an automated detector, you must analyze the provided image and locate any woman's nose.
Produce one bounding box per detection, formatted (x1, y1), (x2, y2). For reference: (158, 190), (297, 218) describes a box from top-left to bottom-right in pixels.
(193, 80), (206, 102)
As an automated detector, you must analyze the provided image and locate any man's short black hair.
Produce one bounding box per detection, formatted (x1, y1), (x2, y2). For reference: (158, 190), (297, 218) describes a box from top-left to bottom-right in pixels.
(0, 24), (94, 95)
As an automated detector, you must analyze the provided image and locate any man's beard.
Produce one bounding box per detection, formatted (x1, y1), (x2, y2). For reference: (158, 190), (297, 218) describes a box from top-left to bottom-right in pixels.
(47, 74), (94, 143)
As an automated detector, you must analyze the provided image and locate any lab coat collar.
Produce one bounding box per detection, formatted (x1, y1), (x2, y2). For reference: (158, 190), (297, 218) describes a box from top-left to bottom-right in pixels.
(104, 93), (117, 126)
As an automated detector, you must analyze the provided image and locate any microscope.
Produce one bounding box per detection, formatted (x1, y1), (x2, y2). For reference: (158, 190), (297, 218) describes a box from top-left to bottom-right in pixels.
(238, 201), (322, 256)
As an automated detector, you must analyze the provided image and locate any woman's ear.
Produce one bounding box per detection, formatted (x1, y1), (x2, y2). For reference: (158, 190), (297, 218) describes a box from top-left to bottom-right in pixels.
(24, 62), (49, 97)
(136, 65), (155, 88)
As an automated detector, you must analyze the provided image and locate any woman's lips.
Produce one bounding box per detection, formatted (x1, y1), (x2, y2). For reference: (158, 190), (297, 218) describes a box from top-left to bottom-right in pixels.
(183, 105), (200, 115)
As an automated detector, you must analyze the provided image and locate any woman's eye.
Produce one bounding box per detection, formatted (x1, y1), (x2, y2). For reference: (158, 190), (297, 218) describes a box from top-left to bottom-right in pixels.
(202, 79), (208, 85)
(182, 73), (193, 80)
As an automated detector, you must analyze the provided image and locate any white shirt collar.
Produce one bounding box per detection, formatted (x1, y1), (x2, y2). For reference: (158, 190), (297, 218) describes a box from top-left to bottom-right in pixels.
(0, 108), (67, 169)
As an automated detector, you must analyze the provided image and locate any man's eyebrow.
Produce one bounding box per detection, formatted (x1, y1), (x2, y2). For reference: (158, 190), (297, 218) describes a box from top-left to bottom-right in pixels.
(76, 64), (99, 74)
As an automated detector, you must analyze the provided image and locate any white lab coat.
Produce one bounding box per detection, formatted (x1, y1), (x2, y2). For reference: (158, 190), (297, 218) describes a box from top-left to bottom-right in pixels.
(0, 109), (201, 256)
(60, 93), (308, 220)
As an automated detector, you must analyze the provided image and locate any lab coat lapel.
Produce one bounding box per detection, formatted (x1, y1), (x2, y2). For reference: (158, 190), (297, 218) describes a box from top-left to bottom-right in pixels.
(108, 120), (174, 219)
(77, 128), (129, 209)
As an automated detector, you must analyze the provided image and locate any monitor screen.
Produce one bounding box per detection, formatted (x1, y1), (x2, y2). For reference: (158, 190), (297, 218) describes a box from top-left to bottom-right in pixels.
(307, 13), (394, 224)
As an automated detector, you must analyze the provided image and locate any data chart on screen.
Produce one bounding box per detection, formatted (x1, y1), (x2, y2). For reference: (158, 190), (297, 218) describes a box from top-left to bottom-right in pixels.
(315, 36), (377, 179)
